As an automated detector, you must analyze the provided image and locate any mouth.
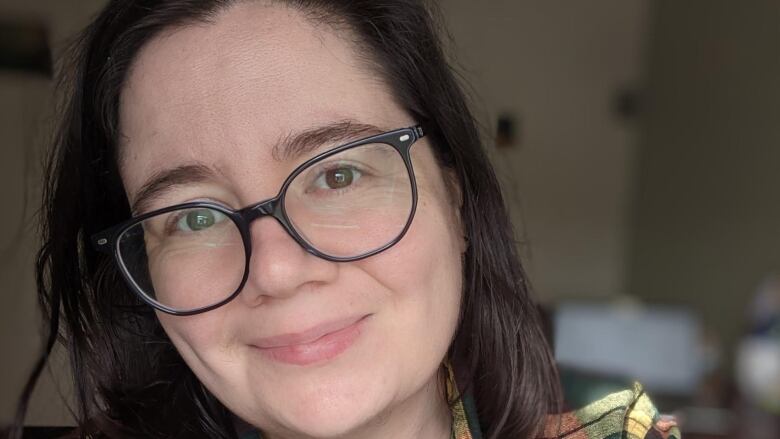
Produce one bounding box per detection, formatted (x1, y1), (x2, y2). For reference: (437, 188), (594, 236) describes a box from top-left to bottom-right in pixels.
(250, 314), (371, 366)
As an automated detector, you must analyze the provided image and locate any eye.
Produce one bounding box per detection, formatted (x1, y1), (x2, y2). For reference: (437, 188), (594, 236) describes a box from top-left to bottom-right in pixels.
(313, 166), (363, 191)
(175, 208), (228, 232)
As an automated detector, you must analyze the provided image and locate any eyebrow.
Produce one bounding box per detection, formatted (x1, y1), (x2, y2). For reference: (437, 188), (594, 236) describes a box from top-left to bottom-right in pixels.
(131, 163), (218, 215)
(271, 120), (383, 161)
(130, 120), (385, 215)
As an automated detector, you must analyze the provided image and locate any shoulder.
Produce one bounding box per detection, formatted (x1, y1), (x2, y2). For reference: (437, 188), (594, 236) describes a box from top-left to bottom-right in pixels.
(538, 383), (681, 439)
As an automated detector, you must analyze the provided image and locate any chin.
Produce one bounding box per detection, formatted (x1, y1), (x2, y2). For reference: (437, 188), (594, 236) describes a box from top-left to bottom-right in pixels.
(265, 391), (386, 438)
(233, 361), (391, 437)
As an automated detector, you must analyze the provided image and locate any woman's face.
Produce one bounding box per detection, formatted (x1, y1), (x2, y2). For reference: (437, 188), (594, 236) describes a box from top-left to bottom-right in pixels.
(118, 3), (463, 437)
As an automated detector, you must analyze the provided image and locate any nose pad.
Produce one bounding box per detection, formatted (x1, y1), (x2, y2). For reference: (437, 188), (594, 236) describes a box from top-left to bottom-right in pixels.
(239, 216), (338, 306)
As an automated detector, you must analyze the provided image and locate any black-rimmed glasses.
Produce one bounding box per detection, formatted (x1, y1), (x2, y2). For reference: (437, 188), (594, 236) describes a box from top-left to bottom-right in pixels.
(92, 125), (425, 316)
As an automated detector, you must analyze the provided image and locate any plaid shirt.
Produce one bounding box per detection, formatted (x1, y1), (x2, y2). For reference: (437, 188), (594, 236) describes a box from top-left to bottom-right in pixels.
(241, 381), (680, 439)
(536, 382), (681, 439)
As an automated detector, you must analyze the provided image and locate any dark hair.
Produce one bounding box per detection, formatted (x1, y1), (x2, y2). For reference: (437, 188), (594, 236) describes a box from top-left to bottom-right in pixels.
(14, 0), (561, 438)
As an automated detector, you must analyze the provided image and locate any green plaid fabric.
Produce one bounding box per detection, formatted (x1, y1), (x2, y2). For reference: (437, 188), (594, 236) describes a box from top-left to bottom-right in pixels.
(239, 382), (680, 439)
(537, 382), (681, 439)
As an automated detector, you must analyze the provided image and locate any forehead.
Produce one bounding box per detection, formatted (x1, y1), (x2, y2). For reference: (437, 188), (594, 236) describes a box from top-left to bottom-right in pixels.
(118, 2), (410, 198)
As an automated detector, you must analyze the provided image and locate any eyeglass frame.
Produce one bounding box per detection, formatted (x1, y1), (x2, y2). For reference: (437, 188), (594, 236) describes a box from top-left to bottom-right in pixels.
(91, 125), (425, 316)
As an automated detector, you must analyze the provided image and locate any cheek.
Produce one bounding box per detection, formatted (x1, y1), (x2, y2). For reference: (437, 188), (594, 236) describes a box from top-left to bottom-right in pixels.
(357, 167), (464, 341)
(156, 310), (240, 379)
(146, 240), (246, 311)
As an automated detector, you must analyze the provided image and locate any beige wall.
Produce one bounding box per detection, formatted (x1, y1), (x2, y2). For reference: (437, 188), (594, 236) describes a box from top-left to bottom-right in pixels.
(445, 0), (649, 301)
(0, 0), (649, 426)
(629, 0), (780, 371)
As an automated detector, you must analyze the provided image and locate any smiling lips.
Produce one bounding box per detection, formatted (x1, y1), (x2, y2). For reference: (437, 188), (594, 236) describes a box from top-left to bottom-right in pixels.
(251, 315), (370, 366)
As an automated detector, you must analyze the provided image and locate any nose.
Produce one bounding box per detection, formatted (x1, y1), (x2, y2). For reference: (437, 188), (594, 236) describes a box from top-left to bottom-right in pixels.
(239, 216), (338, 306)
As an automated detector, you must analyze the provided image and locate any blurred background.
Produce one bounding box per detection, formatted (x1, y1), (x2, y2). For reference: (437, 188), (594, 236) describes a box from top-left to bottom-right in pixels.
(1, 0), (779, 437)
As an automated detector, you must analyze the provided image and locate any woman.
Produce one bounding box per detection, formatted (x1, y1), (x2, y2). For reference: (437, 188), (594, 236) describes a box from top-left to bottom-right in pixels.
(14, 1), (680, 438)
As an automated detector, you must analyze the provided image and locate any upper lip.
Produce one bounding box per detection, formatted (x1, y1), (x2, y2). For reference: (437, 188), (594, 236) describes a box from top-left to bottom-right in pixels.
(251, 314), (369, 349)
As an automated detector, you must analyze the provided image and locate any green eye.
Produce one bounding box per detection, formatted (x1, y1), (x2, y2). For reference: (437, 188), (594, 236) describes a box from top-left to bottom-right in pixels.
(177, 209), (226, 232)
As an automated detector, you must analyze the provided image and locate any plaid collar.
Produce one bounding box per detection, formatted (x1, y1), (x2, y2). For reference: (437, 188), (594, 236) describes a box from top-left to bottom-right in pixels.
(453, 381), (681, 439)
(447, 364), (482, 439)
(538, 382), (681, 439)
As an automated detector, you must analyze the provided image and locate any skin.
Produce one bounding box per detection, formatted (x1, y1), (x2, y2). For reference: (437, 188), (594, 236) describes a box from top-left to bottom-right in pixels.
(118, 3), (464, 438)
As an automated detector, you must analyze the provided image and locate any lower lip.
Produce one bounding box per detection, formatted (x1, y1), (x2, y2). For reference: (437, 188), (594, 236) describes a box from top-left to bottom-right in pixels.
(254, 316), (368, 366)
